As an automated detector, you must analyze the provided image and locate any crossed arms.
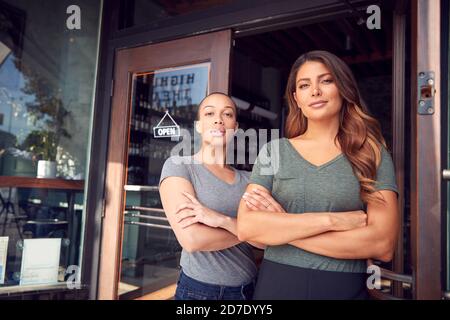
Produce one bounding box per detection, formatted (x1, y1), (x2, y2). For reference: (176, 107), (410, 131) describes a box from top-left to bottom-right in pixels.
(237, 184), (399, 262)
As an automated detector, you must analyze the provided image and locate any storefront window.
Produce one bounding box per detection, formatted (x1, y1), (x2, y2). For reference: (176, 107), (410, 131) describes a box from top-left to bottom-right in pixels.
(0, 0), (101, 291)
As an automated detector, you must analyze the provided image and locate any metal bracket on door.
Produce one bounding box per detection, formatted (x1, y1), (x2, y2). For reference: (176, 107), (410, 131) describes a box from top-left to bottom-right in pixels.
(417, 71), (436, 115)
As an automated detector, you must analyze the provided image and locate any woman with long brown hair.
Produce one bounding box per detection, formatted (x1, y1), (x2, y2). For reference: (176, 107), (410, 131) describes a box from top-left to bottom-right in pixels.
(237, 50), (399, 300)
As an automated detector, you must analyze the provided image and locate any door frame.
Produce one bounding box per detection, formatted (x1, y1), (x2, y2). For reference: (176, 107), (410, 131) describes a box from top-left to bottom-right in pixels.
(88, 0), (442, 300)
(90, 0), (370, 300)
(444, 0), (450, 298)
(391, 2), (407, 298)
(410, 0), (442, 299)
(97, 30), (232, 300)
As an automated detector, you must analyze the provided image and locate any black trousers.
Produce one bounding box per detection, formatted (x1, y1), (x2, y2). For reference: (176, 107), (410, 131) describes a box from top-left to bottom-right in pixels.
(253, 259), (369, 300)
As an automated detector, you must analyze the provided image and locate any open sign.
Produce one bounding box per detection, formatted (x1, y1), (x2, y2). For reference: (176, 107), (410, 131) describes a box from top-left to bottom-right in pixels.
(153, 111), (180, 138)
(153, 125), (180, 138)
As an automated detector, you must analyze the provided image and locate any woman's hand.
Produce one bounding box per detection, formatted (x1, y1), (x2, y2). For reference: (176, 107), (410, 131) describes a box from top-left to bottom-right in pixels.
(242, 187), (286, 213)
(329, 210), (367, 231)
(175, 192), (227, 229)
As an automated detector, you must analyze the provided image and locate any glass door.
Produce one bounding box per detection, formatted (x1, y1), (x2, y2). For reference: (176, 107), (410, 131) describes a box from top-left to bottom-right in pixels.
(119, 64), (209, 299)
(98, 30), (232, 300)
(445, 0), (450, 299)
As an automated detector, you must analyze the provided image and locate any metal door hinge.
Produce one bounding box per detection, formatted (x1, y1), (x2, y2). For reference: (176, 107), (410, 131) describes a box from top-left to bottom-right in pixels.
(101, 197), (106, 218)
(417, 71), (436, 115)
(110, 79), (114, 97)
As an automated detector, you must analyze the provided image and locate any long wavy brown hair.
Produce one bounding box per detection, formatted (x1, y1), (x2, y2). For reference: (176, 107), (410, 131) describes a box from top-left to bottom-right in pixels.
(285, 50), (387, 204)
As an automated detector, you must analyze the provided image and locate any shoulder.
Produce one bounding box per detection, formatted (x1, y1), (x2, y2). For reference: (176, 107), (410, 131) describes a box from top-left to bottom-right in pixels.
(374, 144), (397, 181)
(373, 144), (398, 193)
(161, 155), (195, 182)
(258, 138), (288, 155)
(378, 144), (394, 167)
(164, 155), (192, 166)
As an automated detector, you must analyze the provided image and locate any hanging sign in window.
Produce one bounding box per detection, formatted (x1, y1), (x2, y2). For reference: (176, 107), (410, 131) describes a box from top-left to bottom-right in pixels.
(153, 111), (180, 138)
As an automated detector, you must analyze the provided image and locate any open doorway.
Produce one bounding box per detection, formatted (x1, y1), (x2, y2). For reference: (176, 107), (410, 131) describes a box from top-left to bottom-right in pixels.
(231, 17), (393, 145)
(230, 5), (412, 299)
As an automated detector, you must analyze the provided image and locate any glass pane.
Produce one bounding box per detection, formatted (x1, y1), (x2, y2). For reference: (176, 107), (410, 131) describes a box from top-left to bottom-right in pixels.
(447, 44), (450, 295)
(0, 0), (101, 291)
(0, 187), (83, 286)
(120, 0), (236, 30)
(118, 63), (209, 299)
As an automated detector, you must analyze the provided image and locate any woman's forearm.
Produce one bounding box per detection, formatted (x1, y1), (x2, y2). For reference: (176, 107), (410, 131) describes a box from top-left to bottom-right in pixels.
(289, 191), (399, 263)
(217, 215), (238, 235)
(213, 213), (266, 249)
(237, 202), (335, 245)
(185, 223), (241, 252)
(289, 225), (393, 262)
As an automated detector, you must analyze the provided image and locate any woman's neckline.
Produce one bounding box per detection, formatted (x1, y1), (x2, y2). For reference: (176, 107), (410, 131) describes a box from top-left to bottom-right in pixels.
(284, 137), (344, 170)
(197, 160), (239, 186)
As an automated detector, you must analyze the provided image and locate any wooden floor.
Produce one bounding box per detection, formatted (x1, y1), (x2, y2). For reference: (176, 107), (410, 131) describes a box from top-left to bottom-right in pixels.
(134, 283), (176, 300)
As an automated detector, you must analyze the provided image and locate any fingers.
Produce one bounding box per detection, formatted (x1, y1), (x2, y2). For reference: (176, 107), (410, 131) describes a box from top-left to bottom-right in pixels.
(175, 202), (196, 214)
(352, 211), (368, 226)
(179, 216), (199, 229)
(175, 202), (199, 223)
(244, 192), (271, 208)
(251, 188), (276, 206)
(361, 213), (368, 226)
(175, 208), (196, 223)
(345, 211), (368, 229)
(244, 199), (260, 211)
(182, 191), (200, 205)
(243, 193), (271, 211)
(251, 188), (286, 213)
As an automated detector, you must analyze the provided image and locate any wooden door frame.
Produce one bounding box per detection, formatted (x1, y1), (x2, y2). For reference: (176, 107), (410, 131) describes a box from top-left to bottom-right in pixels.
(97, 30), (232, 300)
(391, 2), (407, 298)
(410, 0), (442, 299)
(91, 0), (436, 297)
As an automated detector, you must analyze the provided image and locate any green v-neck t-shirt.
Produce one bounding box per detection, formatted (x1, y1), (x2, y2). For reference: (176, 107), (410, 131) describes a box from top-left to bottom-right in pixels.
(249, 138), (399, 273)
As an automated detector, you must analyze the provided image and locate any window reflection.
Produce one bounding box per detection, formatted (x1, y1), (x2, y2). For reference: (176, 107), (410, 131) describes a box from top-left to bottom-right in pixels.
(0, 187), (83, 286)
(119, 64), (209, 298)
(0, 0), (100, 180)
(0, 0), (101, 290)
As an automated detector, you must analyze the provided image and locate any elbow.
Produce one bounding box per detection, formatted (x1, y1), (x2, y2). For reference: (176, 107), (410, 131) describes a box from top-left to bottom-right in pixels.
(377, 252), (394, 263)
(375, 239), (396, 263)
(182, 242), (198, 253)
(179, 232), (201, 253)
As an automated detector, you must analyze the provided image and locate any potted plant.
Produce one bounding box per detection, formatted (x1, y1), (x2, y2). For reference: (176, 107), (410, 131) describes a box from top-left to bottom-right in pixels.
(21, 130), (58, 178)
(15, 63), (72, 178)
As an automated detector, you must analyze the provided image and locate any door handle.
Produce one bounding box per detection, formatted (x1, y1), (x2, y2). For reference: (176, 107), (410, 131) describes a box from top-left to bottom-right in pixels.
(443, 169), (450, 180)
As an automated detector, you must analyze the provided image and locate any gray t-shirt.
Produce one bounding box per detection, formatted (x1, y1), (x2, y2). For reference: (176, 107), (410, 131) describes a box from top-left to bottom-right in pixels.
(159, 156), (257, 286)
(250, 138), (398, 273)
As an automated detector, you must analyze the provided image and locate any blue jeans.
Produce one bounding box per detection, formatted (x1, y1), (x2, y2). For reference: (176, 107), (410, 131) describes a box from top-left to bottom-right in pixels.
(174, 271), (255, 300)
